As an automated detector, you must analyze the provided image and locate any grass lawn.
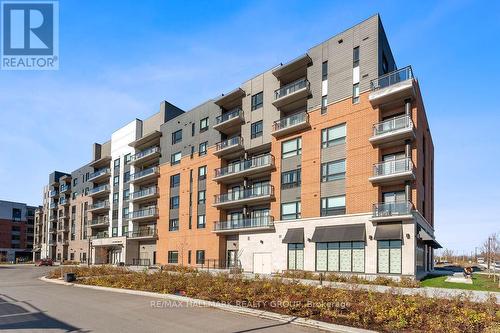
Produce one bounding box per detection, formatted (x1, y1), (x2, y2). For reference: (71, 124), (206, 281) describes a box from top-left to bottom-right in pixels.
(421, 273), (500, 292)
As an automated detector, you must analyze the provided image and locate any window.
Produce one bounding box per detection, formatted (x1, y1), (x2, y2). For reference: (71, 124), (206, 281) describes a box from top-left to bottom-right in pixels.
(282, 137), (302, 159)
(124, 171), (130, 183)
(170, 174), (180, 188)
(113, 176), (119, 186)
(123, 189), (130, 201)
(170, 196), (179, 209)
(188, 216), (192, 229)
(112, 227), (118, 237)
(191, 123), (195, 136)
(73, 178), (78, 186)
(198, 190), (206, 204)
(321, 124), (346, 148)
(353, 46), (360, 67)
(113, 192), (119, 204)
(281, 169), (301, 189)
(321, 159), (346, 182)
(382, 53), (389, 74)
(198, 166), (207, 181)
(196, 250), (205, 264)
(199, 142), (207, 156)
(188, 250), (192, 264)
(251, 92), (263, 111)
(84, 187), (89, 195)
(171, 152), (181, 165)
(114, 158), (120, 168)
(123, 207), (129, 219)
(322, 61), (328, 81)
(288, 243), (304, 270)
(251, 120), (263, 139)
(316, 241), (364, 272)
(168, 251), (178, 264)
(352, 83), (359, 103)
(378, 240), (402, 274)
(321, 95), (328, 114)
(200, 117), (209, 132)
(172, 129), (182, 144)
(122, 225), (129, 236)
(124, 154), (131, 165)
(281, 201), (301, 220)
(72, 192), (78, 199)
(12, 208), (21, 221)
(112, 210), (119, 220)
(197, 214), (206, 229)
(321, 195), (346, 216)
(190, 146), (195, 158)
(169, 218), (179, 231)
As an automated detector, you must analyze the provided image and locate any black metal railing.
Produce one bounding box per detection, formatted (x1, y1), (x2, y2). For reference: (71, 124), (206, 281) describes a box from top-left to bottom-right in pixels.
(215, 136), (243, 152)
(216, 108), (242, 125)
(272, 112), (308, 132)
(214, 184), (274, 204)
(214, 216), (274, 231)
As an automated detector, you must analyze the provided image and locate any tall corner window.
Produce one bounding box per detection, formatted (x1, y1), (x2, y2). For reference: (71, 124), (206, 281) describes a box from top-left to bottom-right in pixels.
(352, 83), (360, 104)
(322, 61), (328, 81)
(251, 92), (263, 111)
(321, 124), (346, 148)
(353, 46), (360, 68)
(282, 137), (302, 159)
(251, 120), (263, 139)
(321, 95), (328, 114)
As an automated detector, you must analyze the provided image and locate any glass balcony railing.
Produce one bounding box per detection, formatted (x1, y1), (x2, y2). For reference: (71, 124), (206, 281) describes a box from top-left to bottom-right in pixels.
(89, 200), (110, 210)
(130, 186), (158, 200)
(272, 112), (308, 132)
(214, 216), (274, 231)
(373, 115), (413, 137)
(90, 216), (109, 226)
(93, 231), (109, 239)
(274, 78), (309, 100)
(130, 207), (158, 219)
(215, 136), (243, 152)
(60, 184), (71, 192)
(370, 66), (413, 91)
(372, 201), (413, 218)
(214, 154), (274, 178)
(59, 197), (68, 205)
(89, 184), (110, 195)
(49, 202), (57, 209)
(214, 184), (274, 204)
(373, 158), (413, 177)
(215, 108), (242, 125)
(131, 147), (160, 162)
(88, 168), (111, 181)
(49, 190), (58, 197)
(127, 228), (157, 238)
(130, 167), (159, 181)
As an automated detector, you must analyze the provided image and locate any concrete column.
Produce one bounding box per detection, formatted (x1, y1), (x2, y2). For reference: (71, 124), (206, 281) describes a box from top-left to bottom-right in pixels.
(404, 99), (412, 116)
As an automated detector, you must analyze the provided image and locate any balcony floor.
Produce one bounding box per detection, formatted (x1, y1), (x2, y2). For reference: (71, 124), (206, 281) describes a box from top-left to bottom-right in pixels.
(368, 170), (415, 185)
(369, 127), (416, 147)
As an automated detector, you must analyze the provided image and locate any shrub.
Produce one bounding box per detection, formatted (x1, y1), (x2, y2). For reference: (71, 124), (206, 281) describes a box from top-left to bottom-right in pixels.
(47, 265), (129, 279)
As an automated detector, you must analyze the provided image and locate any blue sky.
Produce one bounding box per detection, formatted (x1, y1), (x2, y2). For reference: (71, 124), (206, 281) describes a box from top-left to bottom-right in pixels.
(0, 0), (498, 253)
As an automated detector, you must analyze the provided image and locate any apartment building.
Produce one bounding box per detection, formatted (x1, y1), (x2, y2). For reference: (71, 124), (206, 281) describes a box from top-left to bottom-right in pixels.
(155, 14), (439, 279)
(0, 200), (35, 262)
(33, 14), (439, 279)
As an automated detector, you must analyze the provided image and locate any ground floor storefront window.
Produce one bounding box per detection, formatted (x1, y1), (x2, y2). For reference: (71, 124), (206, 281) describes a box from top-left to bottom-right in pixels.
(287, 243), (304, 270)
(315, 241), (364, 272)
(377, 240), (402, 274)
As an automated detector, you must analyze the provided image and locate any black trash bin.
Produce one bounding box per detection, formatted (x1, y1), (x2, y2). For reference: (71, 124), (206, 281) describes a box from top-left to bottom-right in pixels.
(64, 272), (76, 282)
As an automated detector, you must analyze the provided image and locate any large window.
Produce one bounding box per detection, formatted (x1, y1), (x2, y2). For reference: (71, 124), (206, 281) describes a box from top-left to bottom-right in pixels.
(172, 129), (182, 144)
(114, 158), (120, 168)
(197, 214), (206, 229)
(196, 250), (205, 264)
(113, 176), (119, 186)
(198, 190), (206, 204)
(316, 241), (364, 272)
(281, 201), (301, 220)
(353, 46), (360, 67)
(171, 152), (181, 165)
(170, 196), (179, 209)
(322, 61), (328, 81)
(168, 251), (178, 264)
(251, 92), (263, 111)
(169, 219), (179, 231)
(288, 243), (304, 270)
(321, 124), (346, 148)
(321, 159), (346, 182)
(378, 240), (402, 274)
(281, 169), (301, 189)
(251, 120), (263, 138)
(321, 195), (346, 216)
(198, 166), (207, 180)
(170, 174), (180, 188)
(199, 141), (207, 156)
(282, 137), (302, 159)
(200, 117), (209, 132)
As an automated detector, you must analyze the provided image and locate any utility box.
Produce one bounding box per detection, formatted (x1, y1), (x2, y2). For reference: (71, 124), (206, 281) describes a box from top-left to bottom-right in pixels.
(64, 272), (76, 282)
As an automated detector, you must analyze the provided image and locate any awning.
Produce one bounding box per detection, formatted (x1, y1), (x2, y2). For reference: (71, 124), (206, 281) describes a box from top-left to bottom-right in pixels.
(374, 223), (403, 240)
(418, 229), (442, 248)
(282, 228), (304, 244)
(426, 239), (442, 249)
(311, 224), (365, 243)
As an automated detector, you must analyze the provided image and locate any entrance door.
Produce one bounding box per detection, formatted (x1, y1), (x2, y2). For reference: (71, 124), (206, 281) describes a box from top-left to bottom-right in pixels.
(253, 253), (272, 274)
(227, 250), (237, 268)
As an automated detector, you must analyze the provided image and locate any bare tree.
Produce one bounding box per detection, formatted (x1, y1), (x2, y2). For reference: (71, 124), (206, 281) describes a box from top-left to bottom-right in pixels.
(481, 232), (500, 283)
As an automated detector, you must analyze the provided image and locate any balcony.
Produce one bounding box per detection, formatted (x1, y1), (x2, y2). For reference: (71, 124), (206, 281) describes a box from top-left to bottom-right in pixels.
(369, 66), (416, 106)
(129, 207), (158, 222)
(130, 167), (159, 185)
(57, 225), (69, 233)
(60, 184), (71, 194)
(271, 112), (309, 137)
(49, 190), (59, 198)
(88, 200), (110, 213)
(93, 231), (109, 239)
(214, 216), (274, 234)
(130, 146), (161, 165)
(214, 108), (244, 133)
(49, 202), (57, 209)
(49, 227), (57, 234)
(273, 78), (310, 108)
(213, 184), (274, 209)
(368, 158), (415, 185)
(130, 186), (159, 203)
(371, 201), (413, 222)
(369, 115), (415, 147)
(90, 216), (109, 228)
(89, 184), (110, 197)
(127, 228), (158, 240)
(214, 154), (275, 183)
(88, 168), (111, 183)
(58, 197), (69, 206)
(214, 136), (244, 157)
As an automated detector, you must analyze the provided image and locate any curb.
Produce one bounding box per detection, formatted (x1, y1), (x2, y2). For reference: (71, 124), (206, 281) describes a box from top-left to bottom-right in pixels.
(40, 276), (376, 333)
